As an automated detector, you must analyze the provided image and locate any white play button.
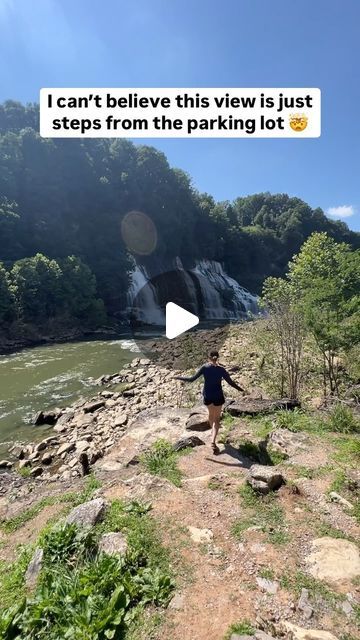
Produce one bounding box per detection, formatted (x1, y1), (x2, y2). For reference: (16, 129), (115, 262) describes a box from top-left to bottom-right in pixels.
(165, 302), (199, 340)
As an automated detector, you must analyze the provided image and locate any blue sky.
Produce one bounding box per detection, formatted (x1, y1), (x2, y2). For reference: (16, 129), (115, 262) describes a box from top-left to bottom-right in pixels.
(0, 0), (359, 230)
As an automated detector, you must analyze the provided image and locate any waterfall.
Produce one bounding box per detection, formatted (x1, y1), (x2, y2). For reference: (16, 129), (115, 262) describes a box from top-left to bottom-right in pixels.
(127, 259), (258, 324)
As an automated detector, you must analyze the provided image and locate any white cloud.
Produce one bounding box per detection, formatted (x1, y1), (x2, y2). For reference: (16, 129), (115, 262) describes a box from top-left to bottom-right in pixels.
(326, 205), (355, 219)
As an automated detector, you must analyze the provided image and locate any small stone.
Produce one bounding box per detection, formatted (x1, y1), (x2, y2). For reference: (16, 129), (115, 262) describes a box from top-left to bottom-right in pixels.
(57, 442), (75, 456)
(98, 532), (128, 556)
(114, 414), (128, 427)
(248, 464), (284, 494)
(66, 498), (107, 527)
(329, 491), (353, 510)
(30, 466), (43, 477)
(83, 400), (105, 414)
(187, 526), (213, 543)
(169, 593), (184, 610)
(173, 435), (205, 451)
(341, 600), (353, 616)
(0, 460), (13, 469)
(41, 453), (53, 465)
(256, 577), (279, 594)
(297, 588), (313, 619)
(76, 440), (90, 454)
(18, 459), (31, 470)
(25, 547), (43, 588)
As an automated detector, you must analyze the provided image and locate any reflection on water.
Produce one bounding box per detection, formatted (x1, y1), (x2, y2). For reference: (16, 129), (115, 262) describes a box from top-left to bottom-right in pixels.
(0, 337), (138, 444)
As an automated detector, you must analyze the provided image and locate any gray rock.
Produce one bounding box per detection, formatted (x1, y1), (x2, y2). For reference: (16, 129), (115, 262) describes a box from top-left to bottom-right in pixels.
(41, 453), (53, 465)
(114, 413), (128, 427)
(297, 588), (313, 619)
(25, 547), (43, 588)
(98, 532), (128, 556)
(227, 398), (300, 417)
(76, 440), (90, 454)
(185, 409), (210, 431)
(34, 410), (59, 426)
(30, 466), (43, 477)
(83, 400), (105, 414)
(66, 498), (107, 527)
(18, 459), (31, 470)
(0, 460), (13, 469)
(248, 464), (284, 494)
(173, 435), (205, 451)
(57, 442), (75, 456)
(256, 577), (279, 594)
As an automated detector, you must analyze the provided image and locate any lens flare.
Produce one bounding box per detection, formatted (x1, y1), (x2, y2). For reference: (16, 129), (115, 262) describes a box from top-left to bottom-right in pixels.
(121, 211), (157, 255)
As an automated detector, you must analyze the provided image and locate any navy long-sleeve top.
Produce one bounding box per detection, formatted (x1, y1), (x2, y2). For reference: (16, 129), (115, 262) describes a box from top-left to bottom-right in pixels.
(176, 363), (242, 404)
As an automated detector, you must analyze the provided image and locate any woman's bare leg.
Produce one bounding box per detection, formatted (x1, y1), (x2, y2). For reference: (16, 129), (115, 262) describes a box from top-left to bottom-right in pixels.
(212, 405), (222, 445)
(208, 404), (215, 442)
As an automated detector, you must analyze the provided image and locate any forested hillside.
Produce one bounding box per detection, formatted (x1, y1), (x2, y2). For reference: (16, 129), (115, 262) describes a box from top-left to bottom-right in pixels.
(0, 100), (359, 344)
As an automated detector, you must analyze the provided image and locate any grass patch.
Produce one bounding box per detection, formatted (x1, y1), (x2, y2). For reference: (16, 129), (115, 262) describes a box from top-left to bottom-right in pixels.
(0, 475), (102, 533)
(224, 619), (255, 639)
(280, 570), (342, 606)
(0, 498), (174, 640)
(233, 490), (290, 546)
(250, 416), (274, 439)
(0, 545), (34, 609)
(140, 439), (183, 487)
(328, 403), (360, 434)
(275, 408), (326, 434)
(0, 496), (58, 533)
(208, 478), (222, 490)
(331, 436), (360, 469)
(259, 566), (275, 580)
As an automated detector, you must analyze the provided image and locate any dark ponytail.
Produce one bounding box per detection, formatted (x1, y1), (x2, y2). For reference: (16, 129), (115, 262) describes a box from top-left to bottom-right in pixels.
(209, 349), (219, 363)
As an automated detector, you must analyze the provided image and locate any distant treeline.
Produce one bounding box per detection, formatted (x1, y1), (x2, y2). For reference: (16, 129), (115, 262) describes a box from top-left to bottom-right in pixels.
(0, 100), (359, 342)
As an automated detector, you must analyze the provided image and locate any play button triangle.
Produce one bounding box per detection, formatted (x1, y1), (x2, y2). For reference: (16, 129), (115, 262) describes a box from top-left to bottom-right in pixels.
(165, 302), (199, 340)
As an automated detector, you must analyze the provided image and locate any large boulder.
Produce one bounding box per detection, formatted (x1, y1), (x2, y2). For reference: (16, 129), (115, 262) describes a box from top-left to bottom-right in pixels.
(247, 464), (284, 494)
(34, 410), (60, 426)
(227, 398), (300, 417)
(305, 537), (360, 584)
(66, 498), (107, 527)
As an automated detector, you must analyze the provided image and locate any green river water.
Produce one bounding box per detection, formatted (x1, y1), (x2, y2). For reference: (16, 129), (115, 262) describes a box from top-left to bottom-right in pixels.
(0, 337), (138, 449)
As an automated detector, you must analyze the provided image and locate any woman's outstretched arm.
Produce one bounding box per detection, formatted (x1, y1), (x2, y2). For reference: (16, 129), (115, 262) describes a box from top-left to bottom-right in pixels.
(222, 369), (244, 392)
(175, 366), (205, 383)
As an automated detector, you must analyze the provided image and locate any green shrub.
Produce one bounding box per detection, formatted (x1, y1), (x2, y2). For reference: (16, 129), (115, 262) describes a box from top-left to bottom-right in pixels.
(141, 439), (182, 487)
(328, 403), (360, 434)
(0, 501), (174, 640)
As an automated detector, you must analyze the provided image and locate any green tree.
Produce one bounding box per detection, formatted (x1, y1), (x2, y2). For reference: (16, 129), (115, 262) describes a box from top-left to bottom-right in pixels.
(0, 263), (15, 324)
(261, 276), (304, 399)
(288, 232), (360, 396)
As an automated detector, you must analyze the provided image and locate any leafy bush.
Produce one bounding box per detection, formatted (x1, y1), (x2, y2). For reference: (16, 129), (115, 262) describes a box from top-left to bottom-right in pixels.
(0, 500), (174, 640)
(328, 403), (360, 434)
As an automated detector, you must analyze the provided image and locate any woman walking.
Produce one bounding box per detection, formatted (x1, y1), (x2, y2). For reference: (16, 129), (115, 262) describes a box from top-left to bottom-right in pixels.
(175, 350), (244, 454)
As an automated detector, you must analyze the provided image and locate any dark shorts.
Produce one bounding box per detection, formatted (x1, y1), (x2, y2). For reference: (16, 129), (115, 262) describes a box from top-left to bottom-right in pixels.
(204, 395), (225, 407)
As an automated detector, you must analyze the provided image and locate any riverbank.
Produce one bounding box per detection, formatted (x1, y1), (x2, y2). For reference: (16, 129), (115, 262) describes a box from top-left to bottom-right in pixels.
(0, 323), (127, 355)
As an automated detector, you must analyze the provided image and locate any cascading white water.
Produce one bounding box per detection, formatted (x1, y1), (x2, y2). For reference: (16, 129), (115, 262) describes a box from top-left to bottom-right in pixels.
(126, 264), (165, 324)
(192, 260), (258, 318)
(127, 259), (258, 324)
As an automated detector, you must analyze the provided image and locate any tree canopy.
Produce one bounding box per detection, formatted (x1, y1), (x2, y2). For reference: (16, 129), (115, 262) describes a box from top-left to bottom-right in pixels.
(0, 100), (359, 343)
